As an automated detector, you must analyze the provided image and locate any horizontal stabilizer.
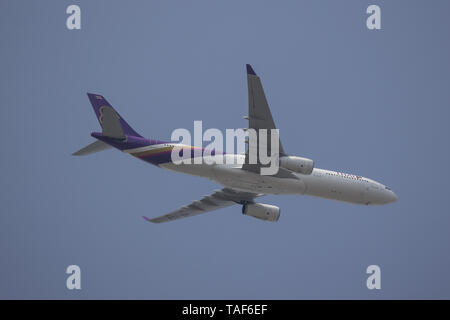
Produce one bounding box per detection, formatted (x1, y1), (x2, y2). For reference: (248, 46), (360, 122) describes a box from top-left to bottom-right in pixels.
(72, 140), (112, 156)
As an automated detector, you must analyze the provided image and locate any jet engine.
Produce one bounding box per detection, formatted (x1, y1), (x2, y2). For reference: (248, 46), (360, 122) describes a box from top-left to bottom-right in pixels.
(279, 156), (314, 175)
(242, 203), (280, 222)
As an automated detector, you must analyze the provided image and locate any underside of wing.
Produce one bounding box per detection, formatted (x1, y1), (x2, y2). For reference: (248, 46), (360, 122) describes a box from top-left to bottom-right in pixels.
(144, 188), (260, 223)
(242, 64), (286, 174)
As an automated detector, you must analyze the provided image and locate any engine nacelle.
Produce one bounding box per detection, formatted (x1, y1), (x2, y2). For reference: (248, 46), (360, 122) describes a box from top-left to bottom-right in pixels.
(279, 156), (314, 175)
(242, 203), (280, 222)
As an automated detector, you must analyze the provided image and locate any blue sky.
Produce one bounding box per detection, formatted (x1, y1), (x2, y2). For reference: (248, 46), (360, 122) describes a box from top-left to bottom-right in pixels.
(1, 0), (449, 299)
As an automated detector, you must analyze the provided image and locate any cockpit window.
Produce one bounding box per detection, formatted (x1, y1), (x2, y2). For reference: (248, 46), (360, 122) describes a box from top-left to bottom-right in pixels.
(385, 186), (391, 190)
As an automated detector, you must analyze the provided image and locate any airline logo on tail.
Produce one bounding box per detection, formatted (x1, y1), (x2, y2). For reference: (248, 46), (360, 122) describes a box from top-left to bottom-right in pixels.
(98, 106), (120, 126)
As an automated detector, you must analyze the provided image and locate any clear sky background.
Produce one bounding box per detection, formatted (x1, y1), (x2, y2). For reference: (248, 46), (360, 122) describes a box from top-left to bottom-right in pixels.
(1, 0), (449, 299)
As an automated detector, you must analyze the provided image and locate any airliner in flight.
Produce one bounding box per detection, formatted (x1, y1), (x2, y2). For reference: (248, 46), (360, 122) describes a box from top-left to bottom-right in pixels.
(73, 64), (397, 223)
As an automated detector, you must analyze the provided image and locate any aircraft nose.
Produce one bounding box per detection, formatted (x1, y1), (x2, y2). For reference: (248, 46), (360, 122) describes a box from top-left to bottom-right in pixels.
(366, 184), (398, 205)
(386, 190), (398, 203)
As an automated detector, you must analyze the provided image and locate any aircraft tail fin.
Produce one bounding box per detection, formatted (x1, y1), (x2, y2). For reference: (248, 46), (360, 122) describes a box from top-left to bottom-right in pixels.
(86, 93), (142, 139)
(73, 93), (143, 156)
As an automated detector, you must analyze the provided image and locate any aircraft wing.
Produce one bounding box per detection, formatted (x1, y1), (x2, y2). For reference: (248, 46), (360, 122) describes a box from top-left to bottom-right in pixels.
(242, 64), (286, 173)
(144, 188), (260, 223)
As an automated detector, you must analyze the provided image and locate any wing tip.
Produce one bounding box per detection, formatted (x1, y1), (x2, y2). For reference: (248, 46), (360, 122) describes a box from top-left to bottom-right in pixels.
(246, 64), (257, 75)
(142, 216), (154, 223)
(87, 92), (102, 97)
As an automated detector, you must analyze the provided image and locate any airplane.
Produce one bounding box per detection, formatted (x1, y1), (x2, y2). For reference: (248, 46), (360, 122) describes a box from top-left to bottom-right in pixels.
(73, 64), (398, 223)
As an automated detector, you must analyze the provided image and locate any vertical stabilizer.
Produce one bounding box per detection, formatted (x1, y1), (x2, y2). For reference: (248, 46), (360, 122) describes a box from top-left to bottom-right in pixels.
(87, 93), (142, 138)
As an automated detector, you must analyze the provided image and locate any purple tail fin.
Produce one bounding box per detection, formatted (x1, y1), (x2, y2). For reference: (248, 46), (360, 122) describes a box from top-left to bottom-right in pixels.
(87, 93), (142, 138)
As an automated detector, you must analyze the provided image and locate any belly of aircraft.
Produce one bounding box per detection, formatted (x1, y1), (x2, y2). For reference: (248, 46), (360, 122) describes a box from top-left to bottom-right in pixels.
(160, 162), (305, 194)
(210, 164), (305, 194)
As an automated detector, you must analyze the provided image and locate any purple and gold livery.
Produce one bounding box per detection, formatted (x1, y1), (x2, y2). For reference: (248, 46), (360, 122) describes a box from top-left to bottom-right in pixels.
(87, 93), (220, 166)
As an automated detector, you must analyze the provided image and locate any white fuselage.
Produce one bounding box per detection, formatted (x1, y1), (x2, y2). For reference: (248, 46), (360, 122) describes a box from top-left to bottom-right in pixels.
(159, 153), (398, 205)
